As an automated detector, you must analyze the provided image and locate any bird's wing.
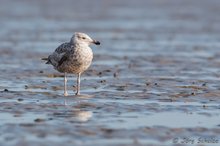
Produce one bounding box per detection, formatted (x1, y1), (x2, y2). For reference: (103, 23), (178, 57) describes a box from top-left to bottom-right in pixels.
(58, 53), (69, 66)
(46, 42), (73, 66)
(55, 42), (71, 54)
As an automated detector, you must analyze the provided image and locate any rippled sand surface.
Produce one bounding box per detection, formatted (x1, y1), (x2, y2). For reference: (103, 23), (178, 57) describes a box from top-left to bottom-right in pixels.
(0, 0), (220, 145)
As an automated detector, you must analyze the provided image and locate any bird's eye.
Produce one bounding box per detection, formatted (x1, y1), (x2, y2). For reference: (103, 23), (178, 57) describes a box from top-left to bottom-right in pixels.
(82, 37), (86, 39)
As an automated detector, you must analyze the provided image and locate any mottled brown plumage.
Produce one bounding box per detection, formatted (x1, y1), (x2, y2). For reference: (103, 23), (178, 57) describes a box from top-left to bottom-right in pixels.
(43, 32), (100, 96)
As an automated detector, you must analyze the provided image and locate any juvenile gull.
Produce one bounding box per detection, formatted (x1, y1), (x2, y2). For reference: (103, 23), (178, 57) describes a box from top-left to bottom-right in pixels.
(42, 32), (100, 96)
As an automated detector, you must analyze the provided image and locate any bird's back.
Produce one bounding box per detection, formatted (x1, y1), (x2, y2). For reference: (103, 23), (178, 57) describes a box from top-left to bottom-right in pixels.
(55, 42), (72, 54)
(47, 42), (72, 67)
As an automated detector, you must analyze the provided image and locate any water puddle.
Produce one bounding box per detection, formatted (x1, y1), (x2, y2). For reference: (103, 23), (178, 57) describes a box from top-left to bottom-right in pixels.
(99, 111), (220, 129)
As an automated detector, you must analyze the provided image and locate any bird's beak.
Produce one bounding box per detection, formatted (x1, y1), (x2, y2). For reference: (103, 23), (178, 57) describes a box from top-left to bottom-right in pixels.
(93, 40), (101, 45)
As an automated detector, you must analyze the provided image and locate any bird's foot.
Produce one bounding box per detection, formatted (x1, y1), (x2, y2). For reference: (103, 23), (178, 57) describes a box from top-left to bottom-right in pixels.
(64, 92), (68, 96)
(75, 92), (80, 96)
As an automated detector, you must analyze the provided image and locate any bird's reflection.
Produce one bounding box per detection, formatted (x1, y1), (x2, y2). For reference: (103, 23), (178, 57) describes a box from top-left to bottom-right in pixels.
(74, 110), (93, 122)
(52, 99), (94, 122)
(53, 109), (93, 122)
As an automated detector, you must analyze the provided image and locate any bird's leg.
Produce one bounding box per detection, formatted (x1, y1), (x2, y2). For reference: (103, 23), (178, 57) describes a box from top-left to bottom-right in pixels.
(64, 72), (68, 96)
(75, 73), (81, 95)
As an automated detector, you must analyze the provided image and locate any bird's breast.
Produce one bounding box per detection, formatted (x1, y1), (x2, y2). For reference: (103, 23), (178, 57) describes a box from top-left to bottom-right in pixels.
(58, 47), (93, 74)
(72, 47), (93, 64)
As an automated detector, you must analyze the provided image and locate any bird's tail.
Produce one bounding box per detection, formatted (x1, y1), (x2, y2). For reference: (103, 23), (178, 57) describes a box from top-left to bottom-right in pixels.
(41, 58), (50, 64)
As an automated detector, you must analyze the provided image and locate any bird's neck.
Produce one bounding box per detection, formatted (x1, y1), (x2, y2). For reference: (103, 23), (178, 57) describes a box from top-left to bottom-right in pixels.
(71, 41), (89, 48)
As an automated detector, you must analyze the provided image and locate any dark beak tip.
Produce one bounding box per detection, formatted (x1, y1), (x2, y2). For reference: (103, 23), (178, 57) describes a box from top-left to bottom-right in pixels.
(94, 41), (101, 45)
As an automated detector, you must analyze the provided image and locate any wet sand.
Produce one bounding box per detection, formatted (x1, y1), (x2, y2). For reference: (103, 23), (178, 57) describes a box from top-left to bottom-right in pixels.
(0, 0), (220, 145)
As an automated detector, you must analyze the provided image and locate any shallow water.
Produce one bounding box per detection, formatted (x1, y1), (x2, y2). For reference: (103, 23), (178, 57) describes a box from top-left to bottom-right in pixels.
(1, 0), (220, 146)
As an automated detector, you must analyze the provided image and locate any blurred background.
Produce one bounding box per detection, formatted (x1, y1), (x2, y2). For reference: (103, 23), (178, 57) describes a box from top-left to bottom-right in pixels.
(1, 0), (220, 75)
(0, 0), (220, 146)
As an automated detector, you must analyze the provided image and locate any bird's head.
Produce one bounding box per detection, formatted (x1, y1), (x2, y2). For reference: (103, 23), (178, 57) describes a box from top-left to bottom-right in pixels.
(71, 32), (100, 46)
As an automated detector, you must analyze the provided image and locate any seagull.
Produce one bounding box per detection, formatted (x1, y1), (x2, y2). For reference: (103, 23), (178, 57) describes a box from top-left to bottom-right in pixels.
(42, 32), (100, 96)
